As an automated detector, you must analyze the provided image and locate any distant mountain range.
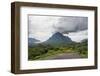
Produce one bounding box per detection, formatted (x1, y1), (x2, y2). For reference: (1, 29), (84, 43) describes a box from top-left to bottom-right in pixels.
(81, 39), (88, 43)
(28, 38), (40, 46)
(28, 32), (73, 47)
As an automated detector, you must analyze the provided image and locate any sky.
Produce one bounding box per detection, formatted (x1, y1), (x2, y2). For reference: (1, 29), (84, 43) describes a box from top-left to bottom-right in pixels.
(28, 15), (88, 42)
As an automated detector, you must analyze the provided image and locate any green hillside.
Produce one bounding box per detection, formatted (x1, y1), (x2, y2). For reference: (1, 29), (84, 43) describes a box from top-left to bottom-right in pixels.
(28, 39), (88, 60)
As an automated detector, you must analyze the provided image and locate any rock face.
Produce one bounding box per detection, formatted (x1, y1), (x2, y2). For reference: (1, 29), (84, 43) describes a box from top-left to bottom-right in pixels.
(44, 32), (73, 45)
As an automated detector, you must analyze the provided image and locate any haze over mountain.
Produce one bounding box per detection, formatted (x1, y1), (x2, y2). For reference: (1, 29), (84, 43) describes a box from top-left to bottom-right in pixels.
(28, 38), (40, 46)
(29, 16), (88, 42)
(81, 39), (88, 43)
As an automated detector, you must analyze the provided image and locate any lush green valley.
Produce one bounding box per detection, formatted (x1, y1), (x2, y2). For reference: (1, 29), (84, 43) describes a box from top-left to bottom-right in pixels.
(28, 40), (88, 60)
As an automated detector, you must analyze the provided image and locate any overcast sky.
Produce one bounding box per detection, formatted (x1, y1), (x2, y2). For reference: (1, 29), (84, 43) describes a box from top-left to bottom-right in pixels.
(28, 15), (88, 42)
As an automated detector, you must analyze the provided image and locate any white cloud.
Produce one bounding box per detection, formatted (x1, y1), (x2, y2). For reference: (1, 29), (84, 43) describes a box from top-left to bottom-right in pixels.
(54, 16), (88, 33)
(28, 15), (61, 41)
(28, 15), (88, 42)
(64, 30), (88, 42)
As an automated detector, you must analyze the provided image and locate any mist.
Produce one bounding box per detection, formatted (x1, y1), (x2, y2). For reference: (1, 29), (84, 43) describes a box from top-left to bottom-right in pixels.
(28, 15), (88, 42)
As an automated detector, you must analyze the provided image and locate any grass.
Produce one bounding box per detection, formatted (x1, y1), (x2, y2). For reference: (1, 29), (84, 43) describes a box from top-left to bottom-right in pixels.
(28, 41), (88, 60)
(28, 47), (83, 60)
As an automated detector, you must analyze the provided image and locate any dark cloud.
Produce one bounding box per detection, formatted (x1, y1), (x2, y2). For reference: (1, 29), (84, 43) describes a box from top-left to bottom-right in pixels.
(53, 16), (88, 34)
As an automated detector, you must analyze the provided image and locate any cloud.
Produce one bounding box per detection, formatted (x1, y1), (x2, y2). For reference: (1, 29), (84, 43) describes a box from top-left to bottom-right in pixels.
(54, 16), (88, 34)
(64, 30), (88, 42)
(28, 15), (60, 41)
(28, 15), (88, 42)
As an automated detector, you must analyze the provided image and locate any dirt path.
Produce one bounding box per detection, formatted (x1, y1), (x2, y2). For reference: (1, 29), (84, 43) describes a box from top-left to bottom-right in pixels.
(48, 53), (83, 60)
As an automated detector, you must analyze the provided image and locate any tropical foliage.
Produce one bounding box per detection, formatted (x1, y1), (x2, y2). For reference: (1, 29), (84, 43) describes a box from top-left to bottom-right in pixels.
(28, 40), (88, 60)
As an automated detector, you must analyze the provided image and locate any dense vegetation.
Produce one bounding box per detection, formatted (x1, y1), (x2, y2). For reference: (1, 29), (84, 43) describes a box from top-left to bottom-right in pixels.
(28, 40), (88, 60)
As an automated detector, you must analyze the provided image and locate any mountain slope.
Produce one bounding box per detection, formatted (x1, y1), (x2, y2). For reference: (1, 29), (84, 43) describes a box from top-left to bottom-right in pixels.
(28, 38), (40, 46)
(44, 32), (72, 45)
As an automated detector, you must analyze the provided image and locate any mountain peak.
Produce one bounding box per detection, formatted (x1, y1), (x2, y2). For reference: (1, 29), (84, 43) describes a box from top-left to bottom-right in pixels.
(44, 32), (72, 45)
(52, 32), (63, 37)
(55, 32), (62, 35)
